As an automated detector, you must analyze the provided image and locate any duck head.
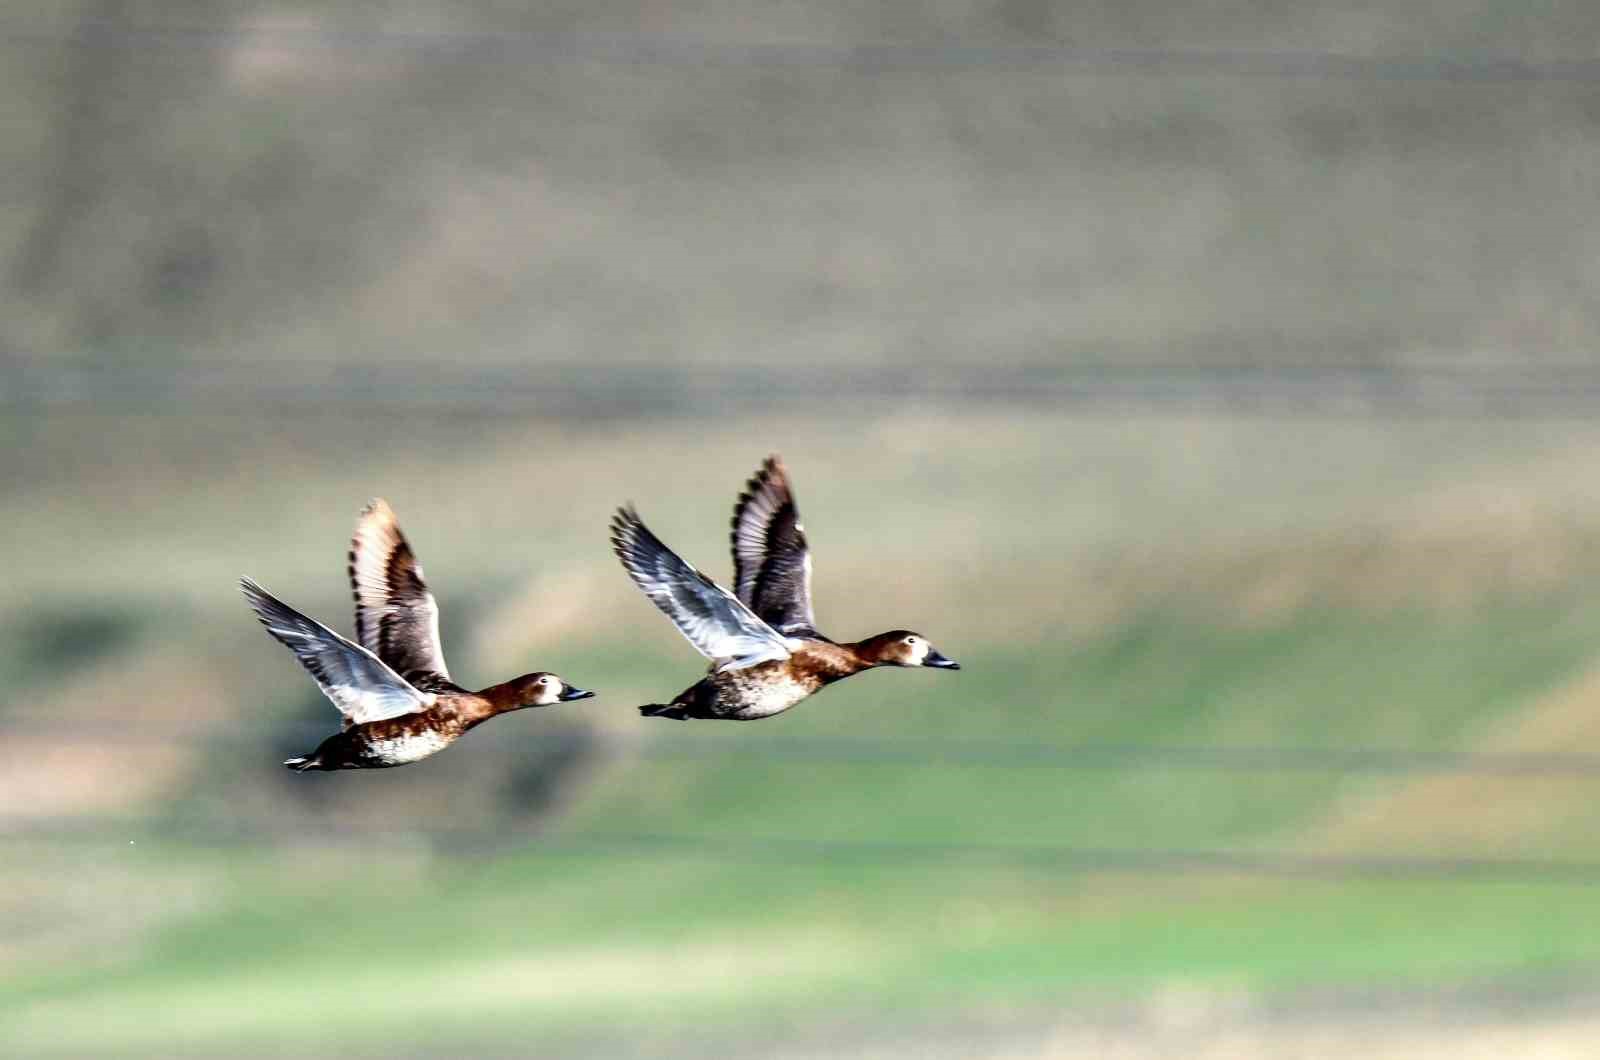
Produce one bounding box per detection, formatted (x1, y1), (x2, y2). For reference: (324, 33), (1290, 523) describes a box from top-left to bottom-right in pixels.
(509, 672), (596, 707)
(859, 631), (960, 670)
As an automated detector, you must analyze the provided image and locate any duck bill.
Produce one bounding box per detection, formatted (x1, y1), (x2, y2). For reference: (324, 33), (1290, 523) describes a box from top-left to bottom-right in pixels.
(923, 650), (960, 670)
(558, 686), (597, 701)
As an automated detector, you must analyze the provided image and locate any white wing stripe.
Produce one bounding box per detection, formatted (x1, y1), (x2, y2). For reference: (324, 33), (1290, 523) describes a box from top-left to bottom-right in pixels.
(241, 578), (434, 725)
(612, 509), (792, 671)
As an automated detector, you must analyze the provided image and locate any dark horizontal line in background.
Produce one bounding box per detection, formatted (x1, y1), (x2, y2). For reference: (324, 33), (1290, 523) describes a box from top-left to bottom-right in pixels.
(4, 21), (1599, 82)
(9, 362), (1600, 418)
(14, 716), (1600, 776)
(8, 819), (1600, 884)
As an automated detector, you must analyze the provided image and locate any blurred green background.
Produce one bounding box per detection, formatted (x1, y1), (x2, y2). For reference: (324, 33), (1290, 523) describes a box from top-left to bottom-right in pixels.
(8, 3), (1600, 1057)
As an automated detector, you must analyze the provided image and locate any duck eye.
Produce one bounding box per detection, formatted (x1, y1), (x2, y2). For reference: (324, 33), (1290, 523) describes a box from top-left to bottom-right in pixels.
(904, 637), (917, 646)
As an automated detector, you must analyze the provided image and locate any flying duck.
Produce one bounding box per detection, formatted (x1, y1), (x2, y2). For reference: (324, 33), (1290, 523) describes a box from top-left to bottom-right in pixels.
(241, 499), (594, 770)
(610, 455), (959, 721)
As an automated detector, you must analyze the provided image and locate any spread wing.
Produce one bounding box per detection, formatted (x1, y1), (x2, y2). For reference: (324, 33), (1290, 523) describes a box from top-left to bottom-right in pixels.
(610, 506), (793, 671)
(347, 498), (452, 688)
(240, 577), (434, 725)
(729, 455), (818, 637)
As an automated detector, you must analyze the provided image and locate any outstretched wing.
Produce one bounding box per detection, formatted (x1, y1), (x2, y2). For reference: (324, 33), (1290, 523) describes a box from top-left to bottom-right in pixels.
(347, 498), (452, 687)
(729, 455), (818, 637)
(610, 506), (793, 671)
(240, 577), (434, 725)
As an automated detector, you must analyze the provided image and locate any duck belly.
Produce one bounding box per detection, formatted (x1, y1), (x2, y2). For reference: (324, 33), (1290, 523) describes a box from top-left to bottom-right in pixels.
(714, 669), (813, 720)
(360, 728), (452, 765)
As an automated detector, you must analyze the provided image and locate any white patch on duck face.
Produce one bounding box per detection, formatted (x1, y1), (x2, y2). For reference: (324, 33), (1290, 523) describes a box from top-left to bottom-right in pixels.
(364, 728), (451, 765)
(903, 637), (929, 666)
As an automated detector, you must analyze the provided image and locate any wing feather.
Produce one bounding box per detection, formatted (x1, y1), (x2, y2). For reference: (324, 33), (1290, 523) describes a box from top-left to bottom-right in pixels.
(347, 498), (452, 687)
(730, 455), (818, 636)
(240, 577), (434, 725)
(610, 507), (793, 671)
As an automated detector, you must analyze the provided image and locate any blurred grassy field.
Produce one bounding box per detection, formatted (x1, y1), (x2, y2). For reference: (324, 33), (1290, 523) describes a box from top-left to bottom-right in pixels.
(8, 405), (1600, 1056)
(10, 3), (1600, 370)
(9, 3), (1600, 1054)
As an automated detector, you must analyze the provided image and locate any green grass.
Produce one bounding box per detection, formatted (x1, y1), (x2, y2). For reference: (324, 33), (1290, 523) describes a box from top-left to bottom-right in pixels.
(12, 408), (1600, 1054)
(9, 842), (1600, 1057)
(570, 602), (1600, 853)
(10, 600), (1600, 1056)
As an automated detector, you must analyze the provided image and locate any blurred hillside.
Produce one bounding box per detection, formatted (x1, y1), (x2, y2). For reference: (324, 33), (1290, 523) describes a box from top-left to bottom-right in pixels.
(13, 411), (1600, 1057)
(10, 4), (1600, 1058)
(6, 1), (1600, 381)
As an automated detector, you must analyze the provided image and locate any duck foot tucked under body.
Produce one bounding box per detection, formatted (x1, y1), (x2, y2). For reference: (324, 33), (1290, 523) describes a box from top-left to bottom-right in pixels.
(639, 704), (689, 720)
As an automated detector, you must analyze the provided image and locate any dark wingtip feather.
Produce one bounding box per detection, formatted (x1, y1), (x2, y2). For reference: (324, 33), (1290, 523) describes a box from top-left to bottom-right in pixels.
(238, 577), (281, 614)
(610, 506), (655, 572)
(612, 503), (639, 525)
(609, 505), (635, 543)
(731, 456), (785, 533)
(239, 576), (270, 606)
(238, 578), (292, 638)
(733, 468), (763, 525)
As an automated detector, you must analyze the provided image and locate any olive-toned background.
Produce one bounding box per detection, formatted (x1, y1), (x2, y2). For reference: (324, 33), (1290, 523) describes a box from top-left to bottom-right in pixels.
(8, 4), (1600, 1057)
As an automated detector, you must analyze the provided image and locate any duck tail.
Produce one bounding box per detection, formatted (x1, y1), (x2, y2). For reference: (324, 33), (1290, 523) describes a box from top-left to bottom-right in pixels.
(639, 704), (688, 721)
(283, 753), (322, 772)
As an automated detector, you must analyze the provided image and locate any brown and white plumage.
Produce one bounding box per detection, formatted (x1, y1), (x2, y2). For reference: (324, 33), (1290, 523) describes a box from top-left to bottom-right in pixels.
(730, 456), (818, 638)
(347, 498), (452, 690)
(241, 500), (595, 770)
(611, 455), (961, 721)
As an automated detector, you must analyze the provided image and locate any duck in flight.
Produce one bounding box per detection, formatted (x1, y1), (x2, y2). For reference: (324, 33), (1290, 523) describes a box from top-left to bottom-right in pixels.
(241, 499), (594, 770)
(611, 455), (959, 721)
